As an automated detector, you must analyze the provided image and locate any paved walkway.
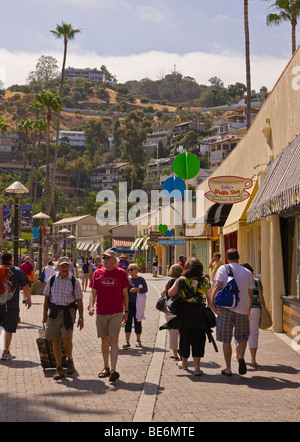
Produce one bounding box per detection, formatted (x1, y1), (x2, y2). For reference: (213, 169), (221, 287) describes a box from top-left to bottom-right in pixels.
(0, 273), (300, 423)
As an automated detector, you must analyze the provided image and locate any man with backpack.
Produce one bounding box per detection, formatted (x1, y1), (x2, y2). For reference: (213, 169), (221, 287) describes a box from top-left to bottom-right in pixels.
(210, 248), (254, 377)
(0, 251), (32, 360)
(43, 256), (84, 380)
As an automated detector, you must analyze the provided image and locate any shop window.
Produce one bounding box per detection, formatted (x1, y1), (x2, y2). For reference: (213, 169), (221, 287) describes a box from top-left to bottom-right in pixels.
(280, 217), (299, 298)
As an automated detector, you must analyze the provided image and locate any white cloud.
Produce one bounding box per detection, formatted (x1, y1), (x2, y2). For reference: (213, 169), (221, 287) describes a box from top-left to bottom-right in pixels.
(0, 47), (288, 93)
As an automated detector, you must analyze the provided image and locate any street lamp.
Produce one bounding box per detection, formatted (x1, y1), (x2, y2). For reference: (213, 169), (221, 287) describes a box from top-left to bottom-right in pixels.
(67, 234), (76, 259)
(5, 181), (29, 266)
(33, 212), (50, 276)
(59, 228), (71, 256)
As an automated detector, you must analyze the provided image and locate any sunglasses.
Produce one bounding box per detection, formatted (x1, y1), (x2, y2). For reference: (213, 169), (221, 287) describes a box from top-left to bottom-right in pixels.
(128, 268), (135, 271)
(102, 256), (112, 260)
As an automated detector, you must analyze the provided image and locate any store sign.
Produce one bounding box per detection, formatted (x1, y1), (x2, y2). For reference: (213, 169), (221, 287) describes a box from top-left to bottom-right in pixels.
(185, 223), (212, 237)
(159, 239), (186, 246)
(205, 176), (253, 204)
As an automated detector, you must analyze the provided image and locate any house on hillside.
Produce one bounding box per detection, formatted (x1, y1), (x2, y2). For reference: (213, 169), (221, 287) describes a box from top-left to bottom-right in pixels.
(0, 131), (19, 154)
(65, 67), (104, 82)
(209, 135), (241, 169)
(90, 162), (130, 191)
(53, 130), (85, 147)
(142, 123), (175, 156)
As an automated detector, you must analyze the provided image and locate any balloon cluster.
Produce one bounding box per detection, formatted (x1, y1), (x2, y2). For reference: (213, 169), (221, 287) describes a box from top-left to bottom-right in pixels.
(158, 152), (200, 236)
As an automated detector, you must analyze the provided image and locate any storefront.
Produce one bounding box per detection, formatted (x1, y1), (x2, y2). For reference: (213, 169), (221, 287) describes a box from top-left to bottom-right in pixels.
(247, 135), (300, 337)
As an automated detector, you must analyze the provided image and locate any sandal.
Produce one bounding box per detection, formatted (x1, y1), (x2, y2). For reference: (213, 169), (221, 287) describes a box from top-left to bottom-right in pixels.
(98, 367), (110, 378)
(177, 361), (188, 370)
(109, 370), (120, 382)
(122, 342), (131, 349)
(136, 341), (142, 347)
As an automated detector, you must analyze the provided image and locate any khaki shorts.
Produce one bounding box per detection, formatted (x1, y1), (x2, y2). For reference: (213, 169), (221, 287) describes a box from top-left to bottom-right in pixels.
(45, 308), (76, 341)
(96, 313), (123, 338)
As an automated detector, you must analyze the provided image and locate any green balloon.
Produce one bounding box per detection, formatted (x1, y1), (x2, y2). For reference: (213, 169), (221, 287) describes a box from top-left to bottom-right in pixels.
(173, 152), (200, 180)
(158, 224), (168, 233)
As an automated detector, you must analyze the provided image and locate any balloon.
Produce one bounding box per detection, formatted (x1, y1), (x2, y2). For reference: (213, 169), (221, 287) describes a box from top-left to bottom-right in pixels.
(163, 176), (186, 199)
(158, 224), (168, 233)
(173, 152), (200, 180)
(166, 230), (174, 237)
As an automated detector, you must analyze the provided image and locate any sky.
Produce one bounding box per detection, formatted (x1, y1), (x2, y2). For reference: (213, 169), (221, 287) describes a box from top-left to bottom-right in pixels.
(0, 0), (297, 91)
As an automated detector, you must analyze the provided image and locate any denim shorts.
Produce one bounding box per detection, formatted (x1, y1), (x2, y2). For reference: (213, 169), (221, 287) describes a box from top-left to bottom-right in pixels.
(216, 309), (250, 343)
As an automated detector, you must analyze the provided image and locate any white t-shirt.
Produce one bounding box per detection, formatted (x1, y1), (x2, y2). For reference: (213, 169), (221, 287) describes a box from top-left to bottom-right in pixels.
(214, 263), (255, 315)
(44, 265), (56, 283)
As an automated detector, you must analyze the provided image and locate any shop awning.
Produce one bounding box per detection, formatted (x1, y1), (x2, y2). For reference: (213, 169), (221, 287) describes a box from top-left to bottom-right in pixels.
(223, 181), (258, 235)
(205, 203), (233, 227)
(76, 242), (84, 250)
(132, 237), (144, 250)
(113, 238), (134, 248)
(82, 243), (91, 251)
(247, 136), (300, 223)
(141, 237), (149, 251)
(90, 243), (99, 252)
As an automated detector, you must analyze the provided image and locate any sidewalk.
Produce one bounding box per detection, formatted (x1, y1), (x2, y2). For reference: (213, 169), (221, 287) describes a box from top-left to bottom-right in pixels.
(0, 273), (300, 422)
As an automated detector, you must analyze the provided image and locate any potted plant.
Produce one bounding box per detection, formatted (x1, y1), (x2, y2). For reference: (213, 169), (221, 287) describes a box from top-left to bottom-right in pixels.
(136, 256), (146, 272)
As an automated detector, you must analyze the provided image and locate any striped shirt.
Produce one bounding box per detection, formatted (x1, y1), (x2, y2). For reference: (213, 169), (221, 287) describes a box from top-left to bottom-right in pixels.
(44, 274), (83, 306)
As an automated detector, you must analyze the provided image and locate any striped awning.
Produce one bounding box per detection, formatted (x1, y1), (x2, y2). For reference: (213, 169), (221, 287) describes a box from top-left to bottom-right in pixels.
(132, 237), (144, 250)
(247, 135), (300, 223)
(113, 239), (134, 248)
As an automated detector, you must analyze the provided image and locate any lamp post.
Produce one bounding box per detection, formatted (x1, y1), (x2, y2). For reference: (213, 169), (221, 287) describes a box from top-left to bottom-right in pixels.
(67, 234), (76, 259)
(33, 212), (50, 276)
(59, 228), (71, 256)
(5, 181), (29, 266)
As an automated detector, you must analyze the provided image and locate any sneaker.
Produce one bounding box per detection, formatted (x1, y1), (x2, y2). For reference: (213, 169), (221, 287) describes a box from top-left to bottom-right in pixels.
(1, 352), (16, 361)
(66, 358), (75, 375)
(53, 366), (64, 380)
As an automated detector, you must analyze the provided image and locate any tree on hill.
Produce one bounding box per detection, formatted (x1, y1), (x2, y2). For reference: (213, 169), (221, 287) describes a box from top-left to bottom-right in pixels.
(118, 110), (152, 190)
(27, 55), (60, 85)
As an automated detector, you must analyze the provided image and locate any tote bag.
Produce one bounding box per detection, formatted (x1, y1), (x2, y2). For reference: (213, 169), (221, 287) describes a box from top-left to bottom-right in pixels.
(260, 305), (273, 330)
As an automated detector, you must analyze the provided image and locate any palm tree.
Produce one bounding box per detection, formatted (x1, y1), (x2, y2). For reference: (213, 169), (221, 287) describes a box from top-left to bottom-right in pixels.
(32, 118), (47, 211)
(50, 22), (81, 210)
(28, 100), (45, 204)
(17, 118), (33, 182)
(244, 0), (252, 130)
(265, 0), (300, 54)
(35, 91), (63, 214)
(50, 22), (81, 97)
(74, 157), (87, 197)
(0, 117), (10, 134)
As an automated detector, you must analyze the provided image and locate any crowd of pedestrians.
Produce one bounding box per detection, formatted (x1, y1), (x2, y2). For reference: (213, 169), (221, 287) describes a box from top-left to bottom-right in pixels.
(0, 246), (264, 383)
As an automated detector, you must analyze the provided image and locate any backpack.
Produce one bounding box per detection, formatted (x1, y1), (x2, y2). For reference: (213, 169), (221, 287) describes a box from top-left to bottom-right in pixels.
(0, 265), (14, 306)
(214, 264), (239, 309)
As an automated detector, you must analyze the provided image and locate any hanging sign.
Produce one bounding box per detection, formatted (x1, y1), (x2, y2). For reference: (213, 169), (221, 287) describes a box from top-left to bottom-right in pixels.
(205, 176), (253, 204)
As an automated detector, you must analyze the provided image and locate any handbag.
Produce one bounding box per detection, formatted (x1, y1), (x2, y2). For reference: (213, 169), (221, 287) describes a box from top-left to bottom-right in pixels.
(156, 293), (169, 313)
(260, 304), (272, 330)
(165, 293), (182, 315)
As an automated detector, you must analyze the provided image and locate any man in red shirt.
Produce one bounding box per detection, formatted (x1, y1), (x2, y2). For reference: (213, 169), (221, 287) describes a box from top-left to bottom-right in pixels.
(20, 256), (34, 287)
(88, 249), (129, 382)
